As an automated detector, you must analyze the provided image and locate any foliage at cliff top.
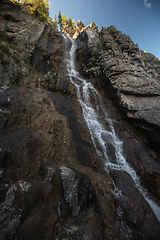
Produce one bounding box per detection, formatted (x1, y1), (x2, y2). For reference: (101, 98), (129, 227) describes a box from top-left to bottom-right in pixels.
(57, 10), (75, 30)
(10, 0), (53, 25)
(10, 1), (75, 29)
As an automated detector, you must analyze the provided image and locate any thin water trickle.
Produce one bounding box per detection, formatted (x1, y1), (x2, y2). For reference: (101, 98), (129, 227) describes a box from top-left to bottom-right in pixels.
(37, 78), (41, 92)
(62, 34), (160, 222)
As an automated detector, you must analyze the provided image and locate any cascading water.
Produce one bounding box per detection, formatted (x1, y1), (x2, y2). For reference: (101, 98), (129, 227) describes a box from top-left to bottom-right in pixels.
(63, 34), (160, 222)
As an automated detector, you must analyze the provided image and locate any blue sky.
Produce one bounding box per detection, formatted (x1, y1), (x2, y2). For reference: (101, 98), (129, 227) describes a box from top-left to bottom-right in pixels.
(49, 0), (160, 59)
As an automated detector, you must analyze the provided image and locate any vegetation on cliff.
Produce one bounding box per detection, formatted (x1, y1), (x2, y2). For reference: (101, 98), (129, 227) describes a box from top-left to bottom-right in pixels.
(10, 0), (53, 25)
(9, 0), (75, 29)
(0, 29), (23, 68)
(57, 10), (75, 30)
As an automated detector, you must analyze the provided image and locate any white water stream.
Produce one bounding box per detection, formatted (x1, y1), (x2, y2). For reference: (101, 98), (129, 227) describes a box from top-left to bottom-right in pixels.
(63, 34), (160, 222)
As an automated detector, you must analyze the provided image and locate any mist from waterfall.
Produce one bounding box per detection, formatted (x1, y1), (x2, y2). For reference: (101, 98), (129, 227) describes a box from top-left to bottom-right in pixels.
(62, 34), (160, 223)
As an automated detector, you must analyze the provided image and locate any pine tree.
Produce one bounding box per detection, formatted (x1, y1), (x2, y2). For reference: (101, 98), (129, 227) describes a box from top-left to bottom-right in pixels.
(30, 0), (52, 24)
(54, 14), (58, 29)
(58, 10), (62, 30)
(71, 19), (75, 28)
(62, 15), (68, 27)
(69, 17), (72, 26)
(69, 16), (75, 28)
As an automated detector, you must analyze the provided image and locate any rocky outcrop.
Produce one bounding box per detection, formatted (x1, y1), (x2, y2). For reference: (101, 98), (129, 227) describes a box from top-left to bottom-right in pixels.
(0, 0), (20, 12)
(1, 1), (160, 240)
(30, 25), (64, 75)
(0, 8), (45, 86)
(76, 24), (160, 206)
(62, 19), (98, 40)
(62, 19), (77, 38)
(76, 26), (160, 150)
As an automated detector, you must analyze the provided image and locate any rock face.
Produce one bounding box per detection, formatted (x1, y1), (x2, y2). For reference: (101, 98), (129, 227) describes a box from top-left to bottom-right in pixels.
(0, 5), (45, 85)
(62, 19), (98, 40)
(76, 26), (160, 149)
(0, 2), (160, 240)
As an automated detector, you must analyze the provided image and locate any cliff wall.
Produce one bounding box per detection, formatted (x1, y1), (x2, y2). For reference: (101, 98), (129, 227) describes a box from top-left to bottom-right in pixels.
(76, 26), (160, 148)
(0, 1), (160, 239)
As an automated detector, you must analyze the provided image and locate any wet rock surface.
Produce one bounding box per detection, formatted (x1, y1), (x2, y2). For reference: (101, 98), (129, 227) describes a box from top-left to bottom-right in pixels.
(30, 25), (64, 74)
(0, 2), (160, 239)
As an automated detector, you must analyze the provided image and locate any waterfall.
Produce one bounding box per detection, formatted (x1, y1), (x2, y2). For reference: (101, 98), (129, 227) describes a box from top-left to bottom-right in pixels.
(62, 34), (160, 222)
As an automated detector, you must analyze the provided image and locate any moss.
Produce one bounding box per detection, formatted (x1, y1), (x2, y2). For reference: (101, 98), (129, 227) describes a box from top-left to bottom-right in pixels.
(18, 69), (23, 77)
(0, 30), (23, 53)
(27, 68), (44, 79)
(12, 54), (21, 64)
(27, 71), (36, 78)
(23, 57), (29, 64)
(148, 66), (154, 70)
(0, 44), (11, 55)
(1, 59), (10, 68)
(0, 50), (9, 68)
(9, 44), (23, 52)
(0, 51), (3, 60)
(0, 30), (11, 43)
(27, 69), (38, 78)
(0, 51), (10, 68)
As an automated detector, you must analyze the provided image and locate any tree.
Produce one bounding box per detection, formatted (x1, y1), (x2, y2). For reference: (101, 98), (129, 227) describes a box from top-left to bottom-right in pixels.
(69, 16), (72, 26)
(69, 16), (75, 28)
(10, 0), (53, 25)
(58, 10), (62, 30)
(62, 14), (68, 27)
(10, 1), (75, 29)
(54, 14), (58, 29)
(30, 0), (50, 20)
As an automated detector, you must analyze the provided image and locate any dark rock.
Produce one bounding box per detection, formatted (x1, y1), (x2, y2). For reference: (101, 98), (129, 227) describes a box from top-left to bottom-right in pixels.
(76, 27), (101, 77)
(0, 0), (20, 12)
(110, 169), (160, 240)
(0, 9), (45, 87)
(60, 166), (99, 217)
(124, 138), (160, 201)
(30, 25), (64, 74)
